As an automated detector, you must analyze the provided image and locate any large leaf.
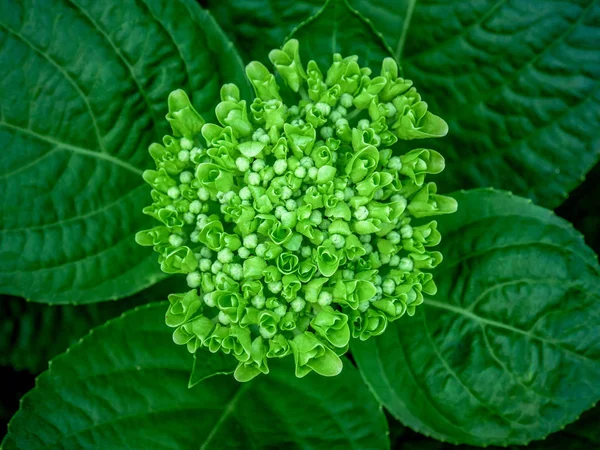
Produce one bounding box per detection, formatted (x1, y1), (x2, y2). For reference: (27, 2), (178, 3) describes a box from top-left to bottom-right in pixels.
(363, 0), (600, 207)
(2, 302), (389, 449)
(205, 0), (600, 208)
(188, 350), (237, 388)
(203, 0), (323, 65)
(0, 0), (250, 304)
(353, 189), (600, 446)
(0, 275), (183, 373)
(206, 0), (394, 71)
(396, 406), (600, 450)
(289, 0), (394, 71)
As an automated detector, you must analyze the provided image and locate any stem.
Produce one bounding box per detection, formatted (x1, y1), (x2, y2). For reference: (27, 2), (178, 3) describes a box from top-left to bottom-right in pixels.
(345, 108), (362, 122)
(395, 0), (416, 62)
(299, 86), (310, 101)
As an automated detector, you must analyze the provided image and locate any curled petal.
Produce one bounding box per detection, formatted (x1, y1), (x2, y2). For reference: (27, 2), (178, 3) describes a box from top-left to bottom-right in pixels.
(166, 289), (202, 327)
(234, 337), (270, 382)
(246, 61), (281, 101)
(407, 182), (459, 218)
(161, 246), (197, 274)
(311, 306), (351, 348)
(166, 89), (205, 138)
(291, 332), (343, 378)
(268, 39), (307, 92)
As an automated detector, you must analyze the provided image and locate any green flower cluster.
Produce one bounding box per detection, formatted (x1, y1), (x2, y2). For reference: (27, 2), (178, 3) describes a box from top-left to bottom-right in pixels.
(136, 40), (457, 382)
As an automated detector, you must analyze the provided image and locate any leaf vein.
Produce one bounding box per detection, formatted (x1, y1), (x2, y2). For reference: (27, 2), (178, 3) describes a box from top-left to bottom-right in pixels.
(420, 311), (519, 427)
(425, 298), (600, 364)
(0, 121), (143, 175)
(1, 183), (145, 233)
(0, 21), (105, 153)
(64, 0), (160, 135)
(199, 383), (250, 450)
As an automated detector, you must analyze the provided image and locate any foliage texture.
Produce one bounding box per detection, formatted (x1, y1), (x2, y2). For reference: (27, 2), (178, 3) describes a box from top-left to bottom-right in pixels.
(2, 303), (389, 449)
(206, 0), (600, 208)
(353, 189), (600, 446)
(0, 0), (249, 304)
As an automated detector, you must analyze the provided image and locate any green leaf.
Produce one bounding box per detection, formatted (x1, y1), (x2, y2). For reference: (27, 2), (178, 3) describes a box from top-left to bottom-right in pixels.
(353, 189), (600, 446)
(359, 0), (600, 207)
(188, 350), (237, 388)
(289, 0), (394, 71)
(0, 0), (250, 304)
(205, 0), (323, 65)
(207, 0), (600, 207)
(397, 406), (600, 450)
(0, 276), (183, 373)
(3, 302), (389, 449)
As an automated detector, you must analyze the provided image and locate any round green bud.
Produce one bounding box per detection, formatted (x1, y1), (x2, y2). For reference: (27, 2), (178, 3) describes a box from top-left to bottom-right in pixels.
(203, 293), (216, 308)
(180, 171), (193, 184)
(399, 257), (414, 271)
(236, 156), (250, 172)
(199, 258), (212, 272)
(186, 271), (202, 288)
(211, 261), (223, 274)
(252, 295), (266, 309)
(248, 172), (261, 185)
(167, 186), (180, 199)
(400, 224), (413, 239)
(340, 93), (353, 108)
(178, 150), (190, 162)
(294, 166), (307, 179)
(189, 200), (202, 214)
(168, 234), (184, 247)
(274, 159), (288, 174)
(197, 187), (210, 201)
(180, 137), (193, 150)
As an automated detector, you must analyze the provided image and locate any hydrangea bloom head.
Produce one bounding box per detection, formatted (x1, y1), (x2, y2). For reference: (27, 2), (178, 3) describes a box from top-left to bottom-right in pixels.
(136, 40), (457, 382)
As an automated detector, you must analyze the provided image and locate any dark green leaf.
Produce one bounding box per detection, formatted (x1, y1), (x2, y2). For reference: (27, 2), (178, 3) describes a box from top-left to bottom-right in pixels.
(0, 276), (183, 373)
(289, 0), (394, 71)
(204, 0), (323, 65)
(3, 302), (389, 449)
(188, 350), (237, 388)
(206, 0), (600, 208)
(0, 0), (250, 304)
(362, 0), (600, 207)
(353, 189), (600, 446)
(395, 405), (600, 449)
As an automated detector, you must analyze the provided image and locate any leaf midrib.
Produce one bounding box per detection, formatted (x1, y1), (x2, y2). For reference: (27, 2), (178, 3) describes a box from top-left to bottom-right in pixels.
(366, 329), (481, 442)
(0, 21), (105, 153)
(0, 183), (145, 233)
(198, 383), (251, 450)
(394, 0), (416, 61)
(425, 298), (599, 364)
(420, 309), (523, 428)
(0, 121), (143, 175)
